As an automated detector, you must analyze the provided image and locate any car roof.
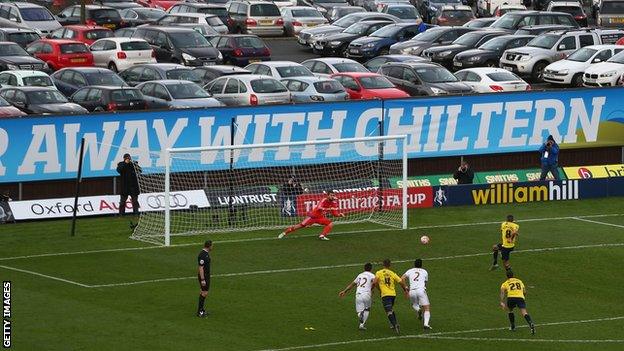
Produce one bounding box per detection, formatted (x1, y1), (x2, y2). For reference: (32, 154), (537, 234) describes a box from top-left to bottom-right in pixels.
(56, 67), (116, 73)
(1, 70), (49, 78)
(198, 65), (250, 73)
(286, 6), (321, 10)
(179, 2), (225, 8)
(81, 85), (137, 90)
(0, 41), (24, 46)
(459, 67), (515, 74)
(440, 5), (473, 10)
(38, 39), (86, 45)
(226, 74), (280, 81)
(149, 79), (198, 84)
(133, 63), (187, 70)
(303, 57), (360, 64)
(6, 2), (46, 9)
(94, 37), (148, 43)
(333, 72), (383, 78)
(170, 12), (218, 18)
(581, 44), (624, 49)
(139, 26), (197, 33)
(78, 5), (117, 10)
(1, 86), (57, 91)
(64, 25), (111, 31)
(0, 27), (37, 33)
(282, 76), (336, 83)
(252, 61), (303, 67)
(549, 1), (582, 6)
(392, 61), (441, 68)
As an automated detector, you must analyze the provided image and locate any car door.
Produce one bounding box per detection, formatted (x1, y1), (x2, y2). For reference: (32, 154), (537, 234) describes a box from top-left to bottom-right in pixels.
(401, 67), (426, 95)
(221, 78), (241, 105)
(70, 87), (89, 106)
(153, 32), (173, 63)
(90, 40), (109, 67)
(52, 70), (75, 96)
(147, 83), (171, 108)
(556, 35), (577, 57)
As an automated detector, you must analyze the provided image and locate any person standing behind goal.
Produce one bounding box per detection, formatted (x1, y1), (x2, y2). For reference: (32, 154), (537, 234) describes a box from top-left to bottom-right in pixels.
(197, 240), (213, 318)
(339, 263), (375, 330)
(402, 259), (432, 330)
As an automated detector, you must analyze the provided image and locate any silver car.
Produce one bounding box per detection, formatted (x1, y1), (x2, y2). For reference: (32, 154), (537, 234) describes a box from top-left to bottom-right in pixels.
(136, 80), (223, 109)
(282, 76), (349, 102)
(245, 61), (315, 78)
(205, 74), (291, 106)
(301, 57), (369, 77)
(281, 6), (328, 36)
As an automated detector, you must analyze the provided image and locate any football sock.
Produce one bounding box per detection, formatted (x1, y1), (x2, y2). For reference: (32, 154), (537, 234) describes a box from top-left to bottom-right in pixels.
(508, 313), (515, 328)
(198, 295), (206, 312)
(388, 312), (397, 327)
(285, 226), (295, 234)
(321, 225), (333, 236)
(524, 314), (533, 325)
(492, 251), (499, 265)
(362, 310), (370, 324)
(423, 311), (431, 326)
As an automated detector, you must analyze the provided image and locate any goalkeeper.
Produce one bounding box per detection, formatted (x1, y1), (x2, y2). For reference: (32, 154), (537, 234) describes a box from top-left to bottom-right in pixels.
(278, 190), (344, 241)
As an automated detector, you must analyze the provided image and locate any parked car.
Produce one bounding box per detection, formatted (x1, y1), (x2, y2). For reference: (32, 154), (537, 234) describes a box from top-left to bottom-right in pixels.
(135, 79), (222, 109)
(380, 4), (421, 22)
(379, 61), (473, 96)
(301, 57), (368, 77)
(281, 76), (348, 102)
(225, 0), (284, 36)
(331, 72), (408, 99)
(119, 8), (167, 26)
(137, 0), (179, 11)
(513, 24), (575, 36)
(454, 67), (529, 92)
(168, 3), (229, 25)
(583, 50), (624, 87)
(0, 42), (48, 72)
(544, 45), (624, 87)
(0, 2), (61, 36)
(50, 67), (127, 96)
(0, 86), (87, 114)
(363, 54), (428, 72)
(422, 30), (506, 69)
(494, 4), (527, 17)
(346, 23), (421, 60)
(301, 0), (349, 17)
(71, 85), (147, 111)
(131, 26), (223, 67)
(0, 28), (41, 49)
(313, 20), (393, 56)
(280, 6), (327, 36)
(546, 2), (587, 27)
(118, 63), (203, 86)
(389, 26), (475, 55)
(417, 0), (463, 23)
(453, 34), (534, 69)
(326, 6), (366, 22)
(48, 25), (113, 46)
(431, 5), (475, 26)
(26, 39), (93, 71)
(192, 65), (251, 84)
(208, 34), (271, 66)
(488, 11), (579, 33)
(90, 38), (156, 72)
(463, 17), (497, 29)
(245, 61), (313, 78)
(0, 70), (55, 88)
(0, 95), (26, 117)
(156, 13), (229, 34)
(56, 5), (124, 31)
(205, 74), (291, 105)
(477, 0), (523, 16)
(596, 0), (624, 28)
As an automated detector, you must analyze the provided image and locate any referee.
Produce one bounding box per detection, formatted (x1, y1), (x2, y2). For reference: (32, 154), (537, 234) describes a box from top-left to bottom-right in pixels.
(197, 240), (212, 318)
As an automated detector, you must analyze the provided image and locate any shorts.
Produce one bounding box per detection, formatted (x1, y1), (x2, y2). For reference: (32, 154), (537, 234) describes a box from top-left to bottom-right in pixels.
(381, 296), (395, 312)
(198, 275), (210, 292)
(301, 216), (331, 227)
(355, 293), (372, 313)
(497, 243), (514, 261)
(409, 289), (430, 308)
(507, 297), (526, 310)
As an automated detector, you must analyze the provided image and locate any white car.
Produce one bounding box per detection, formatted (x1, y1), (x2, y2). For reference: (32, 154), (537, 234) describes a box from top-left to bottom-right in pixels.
(301, 57), (369, 77)
(544, 45), (624, 87)
(89, 38), (156, 72)
(0, 70), (55, 89)
(244, 61), (314, 79)
(454, 67), (530, 92)
(583, 50), (624, 87)
(281, 6), (328, 36)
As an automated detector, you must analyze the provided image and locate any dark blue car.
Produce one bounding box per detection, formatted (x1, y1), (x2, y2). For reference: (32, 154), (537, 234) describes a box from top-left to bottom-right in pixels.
(50, 67), (128, 97)
(345, 23), (422, 61)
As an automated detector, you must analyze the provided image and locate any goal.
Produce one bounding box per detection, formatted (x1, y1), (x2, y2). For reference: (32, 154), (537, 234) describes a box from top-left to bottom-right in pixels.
(132, 135), (408, 246)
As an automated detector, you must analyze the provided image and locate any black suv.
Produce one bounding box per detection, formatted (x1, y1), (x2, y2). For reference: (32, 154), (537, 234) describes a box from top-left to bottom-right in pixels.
(453, 34), (535, 69)
(132, 26), (222, 67)
(379, 62), (472, 96)
(0, 42), (47, 73)
(56, 5), (124, 30)
(389, 26), (476, 56)
(422, 30), (506, 68)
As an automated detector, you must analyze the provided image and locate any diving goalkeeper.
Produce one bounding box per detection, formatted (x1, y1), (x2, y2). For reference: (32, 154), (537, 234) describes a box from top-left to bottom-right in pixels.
(278, 190), (344, 241)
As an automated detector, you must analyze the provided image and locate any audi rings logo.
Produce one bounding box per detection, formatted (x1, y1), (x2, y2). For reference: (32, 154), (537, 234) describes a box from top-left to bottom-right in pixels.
(146, 194), (189, 209)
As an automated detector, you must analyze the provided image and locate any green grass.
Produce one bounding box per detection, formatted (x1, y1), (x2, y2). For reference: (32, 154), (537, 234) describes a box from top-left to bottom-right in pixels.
(2, 198), (624, 351)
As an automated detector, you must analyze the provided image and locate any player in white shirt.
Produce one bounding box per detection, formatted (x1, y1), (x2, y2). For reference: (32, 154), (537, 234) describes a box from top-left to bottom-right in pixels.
(402, 259), (432, 330)
(339, 263), (375, 330)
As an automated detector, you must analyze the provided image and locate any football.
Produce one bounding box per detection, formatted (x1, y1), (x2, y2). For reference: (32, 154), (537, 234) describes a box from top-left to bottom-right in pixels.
(420, 235), (430, 244)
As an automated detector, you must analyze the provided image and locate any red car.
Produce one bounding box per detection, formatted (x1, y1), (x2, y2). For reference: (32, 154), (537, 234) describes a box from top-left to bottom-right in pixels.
(26, 39), (94, 71)
(331, 72), (410, 100)
(137, 0), (180, 10)
(49, 25), (114, 46)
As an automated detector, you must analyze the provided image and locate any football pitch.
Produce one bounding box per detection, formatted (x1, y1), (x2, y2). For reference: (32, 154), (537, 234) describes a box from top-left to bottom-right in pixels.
(2, 197), (624, 351)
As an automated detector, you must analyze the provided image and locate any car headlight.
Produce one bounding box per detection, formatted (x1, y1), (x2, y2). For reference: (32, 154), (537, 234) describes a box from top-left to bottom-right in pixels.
(6, 64), (18, 70)
(518, 55), (531, 61)
(438, 50), (453, 57)
(329, 40), (342, 47)
(313, 33), (327, 39)
(430, 87), (447, 95)
(182, 53), (196, 61)
(558, 69), (569, 75)
(600, 70), (616, 77)
(42, 62), (49, 69)
(363, 43), (375, 49)
(467, 56), (480, 62)
(217, 52), (223, 61)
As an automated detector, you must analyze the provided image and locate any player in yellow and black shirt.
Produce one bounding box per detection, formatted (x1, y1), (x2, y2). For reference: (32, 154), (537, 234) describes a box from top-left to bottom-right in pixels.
(373, 259), (408, 334)
(491, 214), (520, 272)
(500, 270), (535, 334)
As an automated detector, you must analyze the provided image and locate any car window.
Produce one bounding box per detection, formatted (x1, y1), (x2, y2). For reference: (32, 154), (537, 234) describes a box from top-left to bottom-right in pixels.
(238, 80), (247, 93)
(58, 70), (73, 82)
(122, 67), (142, 81)
(439, 30), (457, 42)
(0, 73), (9, 85)
(208, 78), (226, 94)
(50, 29), (64, 39)
(63, 29), (75, 39)
(558, 36), (575, 50)
(90, 41), (106, 51)
(255, 65), (272, 76)
(312, 61), (332, 74)
(250, 78), (287, 93)
(0, 90), (15, 101)
(454, 71), (467, 80)
(141, 67), (160, 81)
(464, 71), (481, 82)
(336, 76), (358, 90)
(557, 15), (575, 26)
(86, 88), (103, 102)
(596, 49), (612, 62)
(579, 35), (595, 48)
(14, 91), (27, 103)
(139, 83), (154, 96)
(153, 84), (169, 100)
(224, 78), (239, 93)
(385, 66), (403, 79)
(72, 88), (89, 101)
(42, 43), (53, 54)
(26, 42), (41, 54)
(71, 72), (87, 86)
(403, 68), (417, 81)
(104, 40), (117, 51)
(540, 15), (555, 25)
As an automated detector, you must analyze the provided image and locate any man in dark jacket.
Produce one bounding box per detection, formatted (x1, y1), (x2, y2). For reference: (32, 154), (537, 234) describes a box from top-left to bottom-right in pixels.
(539, 135), (560, 181)
(453, 160), (474, 185)
(117, 153), (142, 215)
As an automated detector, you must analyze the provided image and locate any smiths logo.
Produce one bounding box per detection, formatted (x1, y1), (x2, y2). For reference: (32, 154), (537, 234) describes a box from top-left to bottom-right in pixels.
(471, 180), (579, 205)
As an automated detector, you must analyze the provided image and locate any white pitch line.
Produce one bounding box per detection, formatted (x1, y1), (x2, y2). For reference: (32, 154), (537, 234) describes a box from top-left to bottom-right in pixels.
(572, 217), (624, 229)
(1, 213), (622, 262)
(87, 242), (624, 288)
(0, 264), (92, 288)
(253, 316), (624, 351)
(422, 336), (624, 343)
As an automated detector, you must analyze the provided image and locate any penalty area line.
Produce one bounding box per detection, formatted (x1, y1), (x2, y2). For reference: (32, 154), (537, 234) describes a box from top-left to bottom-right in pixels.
(572, 217), (624, 229)
(0, 264), (92, 288)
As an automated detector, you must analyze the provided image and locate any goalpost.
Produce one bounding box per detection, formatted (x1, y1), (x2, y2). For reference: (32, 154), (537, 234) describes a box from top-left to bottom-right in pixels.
(132, 135), (408, 246)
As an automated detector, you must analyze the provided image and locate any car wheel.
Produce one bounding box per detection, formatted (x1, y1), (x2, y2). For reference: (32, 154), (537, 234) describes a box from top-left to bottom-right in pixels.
(94, 107), (105, 112)
(571, 73), (583, 87)
(108, 62), (118, 72)
(531, 62), (547, 82)
(485, 60), (496, 68)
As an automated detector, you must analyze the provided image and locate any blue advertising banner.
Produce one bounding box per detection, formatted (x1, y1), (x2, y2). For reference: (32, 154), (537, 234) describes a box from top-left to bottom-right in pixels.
(1, 88), (623, 183)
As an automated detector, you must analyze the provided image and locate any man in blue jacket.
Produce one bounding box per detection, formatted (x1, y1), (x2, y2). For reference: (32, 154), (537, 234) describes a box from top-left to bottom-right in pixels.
(539, 135), (560, 181)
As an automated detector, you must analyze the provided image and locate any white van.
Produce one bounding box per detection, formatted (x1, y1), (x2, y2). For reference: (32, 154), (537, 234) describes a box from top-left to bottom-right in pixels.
(477, 0), (524, 17)
(0, 2), (62, 35)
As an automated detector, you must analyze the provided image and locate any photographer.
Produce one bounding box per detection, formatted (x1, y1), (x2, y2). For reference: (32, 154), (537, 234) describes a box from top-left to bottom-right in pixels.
(117, 153), (142, 216)
(453, 160), (474, 185)
(278, 177), (305, 217)
(539, 135), (560, 181)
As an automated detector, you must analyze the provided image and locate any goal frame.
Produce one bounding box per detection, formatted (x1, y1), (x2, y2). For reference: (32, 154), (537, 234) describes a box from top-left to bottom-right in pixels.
(163, 135), (408, 246)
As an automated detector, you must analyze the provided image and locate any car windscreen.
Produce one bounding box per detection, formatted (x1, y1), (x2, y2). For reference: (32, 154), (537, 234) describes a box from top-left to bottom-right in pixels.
(276, 66), (314, 78)
(19, 8), (54, 21)
(491, 13), (527, 30)
(453, 32), (484, 46)
(27, 90), (67, 103)
(388, 6), (419, 19)
(0, 43), (28, 56)
(410, 28), (445, 41)
(313, 80), (344, 93)
(333, 62), (368, 72)
(527, 34), (559, 49)
(166, 69), (202, 83)
(60, 43), (89, 54)
(441, 10), (474, 19)
(607, 51), (624, 63)
(250, 4), (280, 16)
(414, 66), (457, 83)
(169, 31), (211, 48)
(250, 78), (287, 93)
(137, 8), (166, 19)
(551, 6), (583, 16)
(370, 25), (400, 38)
(206, 16), (223, 26)
(567, 47), (597, 62)
(165, 82), (209, 99)
(199, 8), (228, 16)
(0, 96), (10, 107)
(86, 29), (113, 40)
(334, 14), (366, 28)
(91, 9), (122, 20)
(234, 36), (265, 48)
(85, 72), (126, 86)
(359, 76), (394, 88)
(111, 89), (142, 101)
(478, 36), (510, 51)
(292, 9), (324, 17)
(344, 22), (375, 35)
(121, 41), (152, 50)
(7, 32), (40, 47)
(486, 71), (520, 81)
(22, 75), (54, 87)
(600, 1), (624, 14)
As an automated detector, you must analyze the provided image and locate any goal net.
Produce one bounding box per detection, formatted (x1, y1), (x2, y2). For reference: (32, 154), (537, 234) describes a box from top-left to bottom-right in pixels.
(132, 135), (407, 246)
